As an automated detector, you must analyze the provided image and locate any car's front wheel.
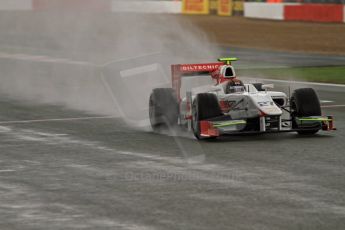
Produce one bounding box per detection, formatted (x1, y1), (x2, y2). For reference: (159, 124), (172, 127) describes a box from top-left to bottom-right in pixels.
(290, 88), (321, 135)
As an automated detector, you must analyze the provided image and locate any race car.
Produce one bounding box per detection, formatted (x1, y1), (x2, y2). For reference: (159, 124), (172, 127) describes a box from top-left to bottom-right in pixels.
(149, 58), (336, 139)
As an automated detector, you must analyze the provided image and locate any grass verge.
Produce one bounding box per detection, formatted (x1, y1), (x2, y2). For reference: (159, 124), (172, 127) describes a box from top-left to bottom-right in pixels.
(238, 66), (345, 84)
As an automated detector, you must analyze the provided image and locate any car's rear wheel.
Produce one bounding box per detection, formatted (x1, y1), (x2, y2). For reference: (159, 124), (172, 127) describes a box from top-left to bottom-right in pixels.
(149, 88), (179, 132)
(192, 93), (222, 140)
(290, 88), (321, 135)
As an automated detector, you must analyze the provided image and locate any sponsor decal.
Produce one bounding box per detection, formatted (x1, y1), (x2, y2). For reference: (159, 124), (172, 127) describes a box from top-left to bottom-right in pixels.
(258, 101), (274, 107)
(182, 0), (209, 15)
(179, 63), (222, 72)
(218, 0), (233, 16)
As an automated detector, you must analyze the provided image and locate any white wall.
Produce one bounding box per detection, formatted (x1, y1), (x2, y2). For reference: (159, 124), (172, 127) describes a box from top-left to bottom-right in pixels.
(244, 3), (300, 20)
(244, 3), (285, 20)
(0, 0), (182, 13)
(111, 1), (182, 14)
(0, 0), (32, 10)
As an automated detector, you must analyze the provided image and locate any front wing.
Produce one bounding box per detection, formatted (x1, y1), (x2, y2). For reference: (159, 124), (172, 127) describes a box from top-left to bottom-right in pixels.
(199, 116), (336, 138)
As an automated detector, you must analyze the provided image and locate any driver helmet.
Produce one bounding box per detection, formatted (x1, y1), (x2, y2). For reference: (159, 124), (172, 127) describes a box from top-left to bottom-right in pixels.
(226, 79), (245, 94)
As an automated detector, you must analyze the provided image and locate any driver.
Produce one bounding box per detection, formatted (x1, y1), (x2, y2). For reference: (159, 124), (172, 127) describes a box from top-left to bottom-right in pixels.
(225, 75), (245, 94)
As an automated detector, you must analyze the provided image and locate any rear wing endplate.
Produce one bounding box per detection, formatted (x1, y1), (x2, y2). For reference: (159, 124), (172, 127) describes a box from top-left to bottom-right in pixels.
(171, 62), (223, 101)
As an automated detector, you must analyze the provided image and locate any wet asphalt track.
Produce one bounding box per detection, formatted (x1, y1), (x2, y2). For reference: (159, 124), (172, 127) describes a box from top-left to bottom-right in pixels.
(1, 73), (345, 229)
(1, 10), (345, 229)
(0, 35), (345, 229)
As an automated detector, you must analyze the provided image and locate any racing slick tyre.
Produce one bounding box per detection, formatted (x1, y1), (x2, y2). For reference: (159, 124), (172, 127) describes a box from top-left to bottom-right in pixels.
(149, 88), (179, 132)
(290, 88), (321, 135)
(192, 93), (222, 140)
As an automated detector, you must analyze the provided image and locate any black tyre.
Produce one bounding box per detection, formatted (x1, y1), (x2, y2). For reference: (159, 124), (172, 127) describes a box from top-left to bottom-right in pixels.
(290, 88), (321, 135)
(149, 88), (179, 131)
(192, 93), (222, 139)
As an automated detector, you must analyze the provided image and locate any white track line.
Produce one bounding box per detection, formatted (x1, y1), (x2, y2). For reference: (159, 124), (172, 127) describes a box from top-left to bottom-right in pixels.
(0, 170), (16, 173)
(0, 52), (94, 66)
(0, 116), (117, 125)
(259, 78), (345, 87)
(320, 100), (334, 103)
(321, 105), (345, 108)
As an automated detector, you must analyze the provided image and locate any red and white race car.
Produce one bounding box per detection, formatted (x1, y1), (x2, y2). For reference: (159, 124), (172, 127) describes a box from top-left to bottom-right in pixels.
(149, 58), (336, 139)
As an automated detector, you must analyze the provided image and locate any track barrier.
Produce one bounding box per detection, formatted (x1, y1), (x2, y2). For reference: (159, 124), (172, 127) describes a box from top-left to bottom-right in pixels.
(244, 2), (345, 23)
(244, 3), (291, 20)
(0, 0), (343, 23)
(0, 0), (182, 14)
(285, 4), (344, 23)
(32, 0), (111, 12)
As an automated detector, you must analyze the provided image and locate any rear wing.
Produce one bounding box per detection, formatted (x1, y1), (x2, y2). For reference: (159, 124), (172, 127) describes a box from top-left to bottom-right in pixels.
(171, 62), (223, 101)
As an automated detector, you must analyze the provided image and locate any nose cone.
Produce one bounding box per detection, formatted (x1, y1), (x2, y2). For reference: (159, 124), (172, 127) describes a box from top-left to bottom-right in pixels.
(252, 94), (283, 116)
(260, 105), (283, 116)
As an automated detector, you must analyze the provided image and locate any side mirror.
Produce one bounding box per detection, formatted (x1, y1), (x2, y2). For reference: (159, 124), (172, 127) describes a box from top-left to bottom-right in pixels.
(262, 84), (274, 91)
